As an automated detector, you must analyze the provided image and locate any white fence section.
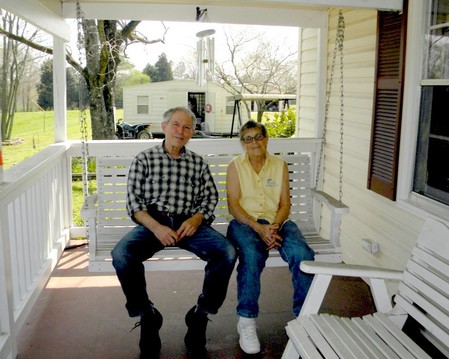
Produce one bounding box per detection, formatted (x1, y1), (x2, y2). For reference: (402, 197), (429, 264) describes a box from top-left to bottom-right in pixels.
(0, 143), (72, 359)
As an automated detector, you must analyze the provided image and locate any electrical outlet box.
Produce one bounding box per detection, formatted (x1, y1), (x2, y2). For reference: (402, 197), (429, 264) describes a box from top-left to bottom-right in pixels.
(361, 239), (379, 254)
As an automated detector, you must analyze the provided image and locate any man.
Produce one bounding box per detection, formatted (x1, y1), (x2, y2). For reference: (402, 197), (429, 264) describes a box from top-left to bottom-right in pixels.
(111, 106), (237, 358)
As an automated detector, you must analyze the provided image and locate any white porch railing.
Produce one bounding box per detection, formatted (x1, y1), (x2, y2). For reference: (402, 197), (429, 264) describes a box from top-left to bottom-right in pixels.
(0, 143), (72, 359)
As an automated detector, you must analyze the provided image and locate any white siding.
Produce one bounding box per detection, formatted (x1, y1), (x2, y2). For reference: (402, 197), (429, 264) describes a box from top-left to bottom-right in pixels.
(300, 8), (424, 283)
(298, 28), (319, 138)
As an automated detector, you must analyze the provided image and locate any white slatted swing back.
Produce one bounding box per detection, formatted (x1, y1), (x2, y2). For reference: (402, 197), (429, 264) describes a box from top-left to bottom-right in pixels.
(82, 139), (349, 271)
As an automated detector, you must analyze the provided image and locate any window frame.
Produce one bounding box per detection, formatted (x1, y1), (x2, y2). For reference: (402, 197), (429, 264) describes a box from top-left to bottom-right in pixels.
(136, 95), (149, 115)
(396, 0), (449, 221)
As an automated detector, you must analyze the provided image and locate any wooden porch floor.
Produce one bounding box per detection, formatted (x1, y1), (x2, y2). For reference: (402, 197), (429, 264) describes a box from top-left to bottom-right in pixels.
(17, 243), (376, 359)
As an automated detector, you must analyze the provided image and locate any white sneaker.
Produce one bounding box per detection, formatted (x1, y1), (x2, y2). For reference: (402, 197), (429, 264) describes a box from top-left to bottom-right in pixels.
(237, 317), (261, 354)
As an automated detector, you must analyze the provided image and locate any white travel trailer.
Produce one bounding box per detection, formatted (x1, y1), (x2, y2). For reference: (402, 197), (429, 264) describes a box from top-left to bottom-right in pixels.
(122, 79), (234, 135)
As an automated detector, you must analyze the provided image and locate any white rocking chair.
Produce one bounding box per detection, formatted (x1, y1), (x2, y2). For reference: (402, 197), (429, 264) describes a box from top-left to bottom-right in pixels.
(282, 217), (449, 359)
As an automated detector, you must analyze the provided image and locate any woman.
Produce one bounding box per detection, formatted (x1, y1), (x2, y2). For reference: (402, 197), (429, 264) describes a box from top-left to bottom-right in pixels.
(226, 120), (315, 354)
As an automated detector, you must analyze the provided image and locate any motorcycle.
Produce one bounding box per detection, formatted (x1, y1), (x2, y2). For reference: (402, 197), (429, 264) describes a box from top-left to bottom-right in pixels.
(115, 121), (153, 140)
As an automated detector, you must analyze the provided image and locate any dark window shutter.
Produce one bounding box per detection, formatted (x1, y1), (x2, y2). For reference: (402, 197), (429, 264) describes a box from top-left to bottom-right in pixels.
(367, 6), (407, 200)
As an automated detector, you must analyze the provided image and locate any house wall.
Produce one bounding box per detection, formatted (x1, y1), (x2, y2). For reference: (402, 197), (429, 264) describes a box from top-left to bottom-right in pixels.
(122, 80), (233, 133)
(299, 8), (424, 276)
(298, 28), (319, 138)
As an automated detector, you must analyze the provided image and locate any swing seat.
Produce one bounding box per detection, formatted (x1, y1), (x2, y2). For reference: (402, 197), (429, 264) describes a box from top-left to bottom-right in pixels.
(81, 138), (349, 272)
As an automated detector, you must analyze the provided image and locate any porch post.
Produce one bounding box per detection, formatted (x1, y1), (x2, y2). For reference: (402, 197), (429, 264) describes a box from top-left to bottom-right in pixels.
(53, 35), (67, 143)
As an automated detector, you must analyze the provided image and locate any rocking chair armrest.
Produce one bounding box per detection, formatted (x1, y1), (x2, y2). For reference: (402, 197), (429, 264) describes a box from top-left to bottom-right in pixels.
(311, 189), (349, 214)
(299, 261), (403, 315)
(300, 261), (403, 280)
(80, 194), (98, 219)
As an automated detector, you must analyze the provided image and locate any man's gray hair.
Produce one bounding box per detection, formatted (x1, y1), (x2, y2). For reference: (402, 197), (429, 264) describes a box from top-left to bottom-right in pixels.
(162, 106), (196, 126)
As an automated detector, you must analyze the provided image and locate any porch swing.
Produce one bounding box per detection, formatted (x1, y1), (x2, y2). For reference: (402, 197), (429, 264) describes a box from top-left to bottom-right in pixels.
(79, 7), (349, 271)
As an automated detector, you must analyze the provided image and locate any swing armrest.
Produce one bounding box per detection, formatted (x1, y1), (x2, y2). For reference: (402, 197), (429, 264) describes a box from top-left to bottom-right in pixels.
(311, 189), (349, 214)
(80, 194), (98, 219)
(311, 189), (349, 248)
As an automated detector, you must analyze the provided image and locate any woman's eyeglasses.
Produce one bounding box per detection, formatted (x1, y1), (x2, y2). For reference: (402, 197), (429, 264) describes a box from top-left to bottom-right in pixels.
(242, 133), (265, 144)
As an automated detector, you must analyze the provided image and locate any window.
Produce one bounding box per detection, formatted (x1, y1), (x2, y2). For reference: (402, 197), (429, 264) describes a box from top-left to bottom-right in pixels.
(137, 96), (149, 114)
(413, 0), (449, 206)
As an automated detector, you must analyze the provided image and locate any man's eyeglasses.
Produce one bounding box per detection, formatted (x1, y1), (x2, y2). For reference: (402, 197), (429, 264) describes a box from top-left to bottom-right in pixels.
(242, 133), (265, 144)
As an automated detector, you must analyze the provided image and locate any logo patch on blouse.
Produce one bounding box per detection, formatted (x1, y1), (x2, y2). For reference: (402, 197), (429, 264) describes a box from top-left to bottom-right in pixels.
(265, 178), (279, 187)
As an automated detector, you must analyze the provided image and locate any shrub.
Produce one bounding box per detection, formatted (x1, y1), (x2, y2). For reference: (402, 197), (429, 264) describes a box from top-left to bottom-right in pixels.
(264, 106), (296, 138)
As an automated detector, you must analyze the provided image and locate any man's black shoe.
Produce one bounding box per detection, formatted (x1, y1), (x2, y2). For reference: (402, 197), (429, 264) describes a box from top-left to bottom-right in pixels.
(184, 305), (209, 358)
(132, 307), (163, 358)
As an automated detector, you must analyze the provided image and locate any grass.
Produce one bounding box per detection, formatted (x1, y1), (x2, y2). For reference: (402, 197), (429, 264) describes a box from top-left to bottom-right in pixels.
(2, 109), (122, 169)
(3, 109), (122, 226)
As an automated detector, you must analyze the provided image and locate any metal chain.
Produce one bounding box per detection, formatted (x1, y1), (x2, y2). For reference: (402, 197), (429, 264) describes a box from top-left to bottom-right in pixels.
(76, 0), (90, 204)
(337, 11), (345, 202)
(315, 9), (345, 203)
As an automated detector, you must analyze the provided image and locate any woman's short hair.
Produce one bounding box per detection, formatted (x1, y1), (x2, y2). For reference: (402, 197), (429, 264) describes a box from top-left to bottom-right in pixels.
(239, 120), (268, 141)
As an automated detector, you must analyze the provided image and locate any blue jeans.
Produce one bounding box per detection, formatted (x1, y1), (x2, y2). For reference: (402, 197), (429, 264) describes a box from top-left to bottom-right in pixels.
(111, 219), (237, 317)
(227, 219), (315, 317)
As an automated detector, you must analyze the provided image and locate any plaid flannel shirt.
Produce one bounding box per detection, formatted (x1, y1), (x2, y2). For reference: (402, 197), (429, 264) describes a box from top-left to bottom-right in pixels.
(126, 143), (218, 224)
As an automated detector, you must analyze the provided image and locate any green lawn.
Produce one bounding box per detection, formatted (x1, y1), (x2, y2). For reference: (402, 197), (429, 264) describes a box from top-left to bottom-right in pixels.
(3, 109), (122, 226)
(2, 109), (122, 169)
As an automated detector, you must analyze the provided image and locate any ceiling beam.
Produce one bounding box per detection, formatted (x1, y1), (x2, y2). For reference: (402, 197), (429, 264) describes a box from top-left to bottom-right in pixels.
(217, 0), (403, 11)
(1, 0), (70, 41)
(62, 3), (328, 28)
(62, 0), (403, 13)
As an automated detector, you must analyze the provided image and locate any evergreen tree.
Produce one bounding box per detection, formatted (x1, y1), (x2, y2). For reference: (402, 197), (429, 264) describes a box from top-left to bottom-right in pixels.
(154, 53), (173, 81)
(66, 67), (80, 109)
(142, 63), (158, 81)
(37, 59), (88, 110)
(142, 53), (173, 82)
(36, 59), (53, 110)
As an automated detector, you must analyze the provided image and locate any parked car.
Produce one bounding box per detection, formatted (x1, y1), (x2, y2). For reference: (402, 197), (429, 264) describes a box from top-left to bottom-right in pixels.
(115, 121), (152, 139)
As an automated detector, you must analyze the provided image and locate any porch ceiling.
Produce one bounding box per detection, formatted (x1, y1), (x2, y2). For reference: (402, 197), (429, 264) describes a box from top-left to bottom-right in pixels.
(2, 0), (402, 41)
(57, 0), (403, 11)
(55, 0), (403, 22)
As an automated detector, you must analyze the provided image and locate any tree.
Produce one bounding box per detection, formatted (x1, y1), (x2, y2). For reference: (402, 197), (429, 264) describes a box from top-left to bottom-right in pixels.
(173, 62), (194, 80)
(172, 50), (196, 80)
(36, 59), (53, 109)
(17, 57), (41, 112)
(142, 63), (158, 81)
(66, 67), (87, 110)
(154, 53), (173, 81)
(0, 15), (168, 139)
(36, 59), (87, 110)
(215, 28), (297, 122)
(115, 64), (151, 108)
(143, 52), (173, 82)
(0, 11), (41, 142)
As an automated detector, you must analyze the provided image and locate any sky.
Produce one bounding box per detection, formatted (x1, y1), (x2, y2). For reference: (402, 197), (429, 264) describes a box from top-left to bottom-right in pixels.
(122, 21), (299, 70)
